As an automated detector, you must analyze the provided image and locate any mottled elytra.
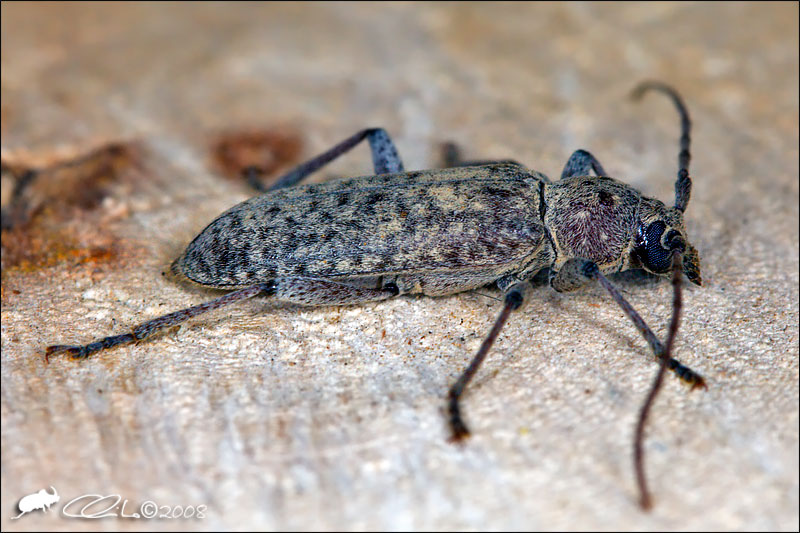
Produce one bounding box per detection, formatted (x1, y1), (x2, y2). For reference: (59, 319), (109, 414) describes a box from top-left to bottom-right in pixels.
(46, 82), (706, 510)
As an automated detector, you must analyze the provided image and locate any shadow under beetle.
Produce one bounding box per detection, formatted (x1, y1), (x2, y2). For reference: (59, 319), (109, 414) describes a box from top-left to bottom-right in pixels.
(47, 81), (706, 510)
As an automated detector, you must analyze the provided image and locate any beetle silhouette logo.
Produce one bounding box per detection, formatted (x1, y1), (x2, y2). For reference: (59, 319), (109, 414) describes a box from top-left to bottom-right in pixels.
(11, 486), (59, 519)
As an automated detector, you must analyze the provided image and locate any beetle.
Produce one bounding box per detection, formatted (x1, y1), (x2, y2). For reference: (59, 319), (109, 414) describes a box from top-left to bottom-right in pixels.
(46, 81), (706, 509)
(11, 486), (60, 519)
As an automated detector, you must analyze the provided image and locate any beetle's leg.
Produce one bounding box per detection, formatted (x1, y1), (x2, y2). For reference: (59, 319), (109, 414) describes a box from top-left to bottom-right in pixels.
(549, 257), (598, 293)
(271, 277), (400, 306)
(560, 149), (608, 179)
(550, 258), (705, 389)
(45, 278), (403, 361)
(45, 283), (275, 361)
(1, 167), (38, 230)
(248, 128), (405, 192)
(448, 280), (532, 441)
(440, 142), (522, 168)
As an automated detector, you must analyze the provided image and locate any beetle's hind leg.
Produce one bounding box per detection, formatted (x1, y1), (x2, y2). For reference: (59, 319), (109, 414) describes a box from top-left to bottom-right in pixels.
(247, 128), (405, 192)
(45, 278), (401, 361)
(560, 149), (608, 179)
(272, 277), (401, 306)
(45, 283), (276, 360)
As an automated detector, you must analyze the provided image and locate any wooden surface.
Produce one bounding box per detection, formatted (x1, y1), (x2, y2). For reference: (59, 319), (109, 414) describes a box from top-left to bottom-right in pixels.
(2, 3), (798, 530)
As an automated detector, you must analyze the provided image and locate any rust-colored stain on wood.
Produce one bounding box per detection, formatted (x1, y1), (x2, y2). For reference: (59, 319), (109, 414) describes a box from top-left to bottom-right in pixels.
(1, 142), (142, 276)
(210, 128), (303, 186)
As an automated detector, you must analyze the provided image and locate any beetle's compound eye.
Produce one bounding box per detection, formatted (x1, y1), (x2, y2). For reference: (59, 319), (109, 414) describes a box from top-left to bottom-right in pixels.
(634, 220), (684, 274)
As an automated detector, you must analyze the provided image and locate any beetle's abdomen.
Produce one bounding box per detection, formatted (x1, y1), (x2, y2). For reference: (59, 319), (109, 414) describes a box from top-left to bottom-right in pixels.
(173, 169), (548, 289)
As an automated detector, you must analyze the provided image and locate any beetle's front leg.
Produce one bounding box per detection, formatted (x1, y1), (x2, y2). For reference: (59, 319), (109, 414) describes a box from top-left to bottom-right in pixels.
(549, 257), (598, 292)
(448, 279), (532, 441)
(560, 149), (608, 179)
(550, 258), (705, 389)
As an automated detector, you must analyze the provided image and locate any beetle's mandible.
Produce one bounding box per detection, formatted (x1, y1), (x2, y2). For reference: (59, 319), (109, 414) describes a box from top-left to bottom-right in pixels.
(46, 82), (706, 510)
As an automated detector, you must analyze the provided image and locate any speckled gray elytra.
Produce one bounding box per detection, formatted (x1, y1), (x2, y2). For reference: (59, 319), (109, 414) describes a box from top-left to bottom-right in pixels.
(46, 82), (706, 510)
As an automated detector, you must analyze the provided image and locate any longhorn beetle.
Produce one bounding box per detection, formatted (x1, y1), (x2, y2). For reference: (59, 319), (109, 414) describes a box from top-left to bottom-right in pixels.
(47, 81), (706, 510)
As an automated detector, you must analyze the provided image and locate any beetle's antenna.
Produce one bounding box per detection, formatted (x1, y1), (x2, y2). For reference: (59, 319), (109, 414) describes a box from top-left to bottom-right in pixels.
(631, 82), (692, 212)
(634, 250), (684, 510)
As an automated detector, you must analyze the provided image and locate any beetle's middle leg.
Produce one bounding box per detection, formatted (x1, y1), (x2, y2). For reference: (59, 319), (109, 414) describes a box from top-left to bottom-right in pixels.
(439, 142), (522, 168)
(550, 258), (705, 389)
(448, 279), (532, 441)
(560, 149), (608, 179)
(246, 128), (404, 192)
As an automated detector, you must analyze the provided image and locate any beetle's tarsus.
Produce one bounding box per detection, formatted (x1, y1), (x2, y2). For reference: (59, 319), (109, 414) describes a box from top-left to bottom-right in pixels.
(448, 418), (471, 443)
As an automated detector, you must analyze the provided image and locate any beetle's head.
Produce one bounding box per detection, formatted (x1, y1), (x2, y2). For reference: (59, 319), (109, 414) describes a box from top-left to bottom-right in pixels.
(632, 197), (701, 285)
